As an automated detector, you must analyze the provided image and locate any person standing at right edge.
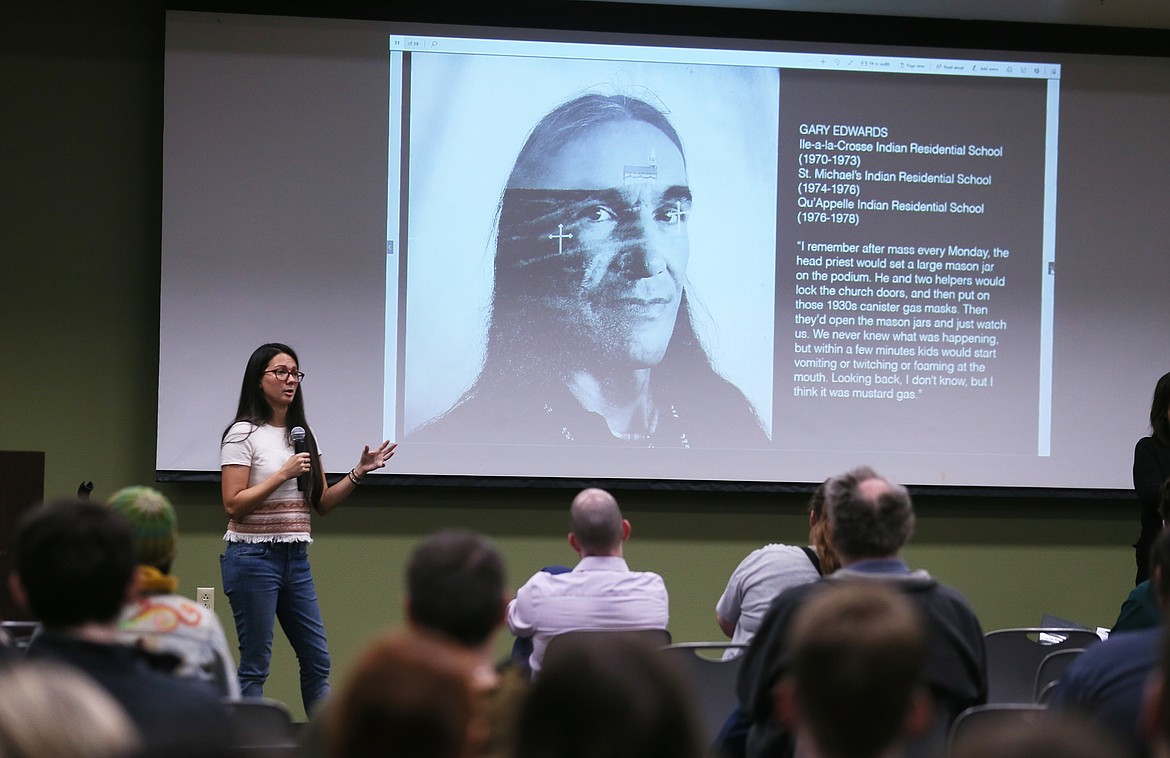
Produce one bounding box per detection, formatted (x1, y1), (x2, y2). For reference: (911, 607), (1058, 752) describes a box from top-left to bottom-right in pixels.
(1134, 371), (1170, 585)
(220, 342), (395, 714)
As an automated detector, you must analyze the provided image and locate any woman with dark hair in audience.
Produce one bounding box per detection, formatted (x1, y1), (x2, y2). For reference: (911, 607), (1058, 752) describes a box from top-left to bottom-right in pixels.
(1134, 371), (1170, 584)
(513, 633), (706, 758)
(220, 342), (395, 713)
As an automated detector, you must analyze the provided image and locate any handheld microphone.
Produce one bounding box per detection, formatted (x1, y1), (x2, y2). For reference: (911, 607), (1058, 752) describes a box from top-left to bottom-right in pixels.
(291, 426), (309, 492)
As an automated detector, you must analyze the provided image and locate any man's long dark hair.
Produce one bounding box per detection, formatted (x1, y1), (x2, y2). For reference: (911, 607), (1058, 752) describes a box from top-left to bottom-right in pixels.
(221, 342), (324, 508)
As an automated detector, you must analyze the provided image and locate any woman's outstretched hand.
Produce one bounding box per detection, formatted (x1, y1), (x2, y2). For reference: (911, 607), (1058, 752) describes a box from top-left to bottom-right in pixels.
(355, 440), (396, 477)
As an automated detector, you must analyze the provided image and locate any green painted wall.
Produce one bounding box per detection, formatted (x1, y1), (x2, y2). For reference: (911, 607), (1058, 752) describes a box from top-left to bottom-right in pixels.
(1, 3), (1142, 722)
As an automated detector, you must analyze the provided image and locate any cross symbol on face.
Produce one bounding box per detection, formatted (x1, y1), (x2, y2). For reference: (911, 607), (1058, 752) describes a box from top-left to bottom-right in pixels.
(549, 223), (574, 254)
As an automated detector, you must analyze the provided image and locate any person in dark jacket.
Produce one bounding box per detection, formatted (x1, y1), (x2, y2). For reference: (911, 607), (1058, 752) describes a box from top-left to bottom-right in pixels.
(736, 466), (986, 758)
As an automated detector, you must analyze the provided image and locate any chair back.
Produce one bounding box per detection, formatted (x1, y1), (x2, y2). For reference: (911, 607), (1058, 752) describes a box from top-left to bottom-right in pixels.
(223, 697), (298, 754)
(658, 642), (747, 743)
(948, 703), (1047, 747)
(0, 620), (41, 651)
(1033, 647), (1085, 702)
(983, 627), (1101, 703)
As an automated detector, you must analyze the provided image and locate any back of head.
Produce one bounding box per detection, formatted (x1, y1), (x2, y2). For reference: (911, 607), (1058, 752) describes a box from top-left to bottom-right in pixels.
(106, 486), (178, 572)
(0, 658), (141, 758)
(13, 498), (136, 627)
(825, 466), (914, 562)
(514, 634), (705, 758)
(569, 488), (624, 556)
(784, 581), (927, 758)
(406, 529), (506, 648)
(326, 632), (481, 758)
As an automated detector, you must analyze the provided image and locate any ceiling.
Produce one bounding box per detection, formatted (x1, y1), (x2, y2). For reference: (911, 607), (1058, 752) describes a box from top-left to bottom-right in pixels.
(596, 0), (1170, 30)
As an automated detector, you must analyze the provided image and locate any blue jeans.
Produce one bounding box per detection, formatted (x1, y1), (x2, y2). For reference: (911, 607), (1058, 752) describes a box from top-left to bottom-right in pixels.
(220, 541), (331, 713)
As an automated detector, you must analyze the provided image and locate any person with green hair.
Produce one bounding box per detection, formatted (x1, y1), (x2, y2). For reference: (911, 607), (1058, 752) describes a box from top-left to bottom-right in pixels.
(108, 485), (239, 698)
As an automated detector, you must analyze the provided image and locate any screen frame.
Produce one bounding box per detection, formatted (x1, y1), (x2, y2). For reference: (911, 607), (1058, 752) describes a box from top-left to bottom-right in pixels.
(158, 1), (1167, 497)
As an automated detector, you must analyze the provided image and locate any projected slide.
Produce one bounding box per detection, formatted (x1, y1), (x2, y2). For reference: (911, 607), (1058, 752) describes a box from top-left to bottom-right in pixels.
(383, 36), (1056, 474)
(162, 11), (1170, 489)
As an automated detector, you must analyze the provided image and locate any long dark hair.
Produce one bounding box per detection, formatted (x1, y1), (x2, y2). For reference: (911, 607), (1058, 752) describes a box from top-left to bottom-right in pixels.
(1150, 371), (1170, 446)
(221, 342), (324, 507)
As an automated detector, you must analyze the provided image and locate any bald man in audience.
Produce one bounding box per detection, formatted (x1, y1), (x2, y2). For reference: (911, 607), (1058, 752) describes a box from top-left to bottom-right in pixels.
(506, 488), (669, 676)
(737, 466), (986, 758)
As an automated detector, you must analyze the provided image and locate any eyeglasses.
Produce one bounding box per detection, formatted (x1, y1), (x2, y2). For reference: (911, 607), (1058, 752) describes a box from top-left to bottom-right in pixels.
(264, 368), (305, 382)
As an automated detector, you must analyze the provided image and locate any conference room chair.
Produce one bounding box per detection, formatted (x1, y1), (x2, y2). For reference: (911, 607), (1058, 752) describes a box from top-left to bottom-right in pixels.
(222, 697), (298, 756)
(0, 620), (41, 651)
(948, 703), (1047, 747)
(1033, 647), (1086, 703)
(983, 627), (1101, 703)
(659, 642), (747, 743)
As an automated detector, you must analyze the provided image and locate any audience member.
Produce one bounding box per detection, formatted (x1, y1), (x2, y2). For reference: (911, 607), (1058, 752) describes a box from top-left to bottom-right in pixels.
(711, 483), (839, 756)
(1143, 611), (1170, 758)
(737, 466), (986, 758)
(304, 529), (522, 758)
(774, 581), (930, 758)
(513, 632), (706, 758)
(10, 498), (231, 753)
(1051, 524), (1170, 755)
(0, 658), (141, 758)
(406, 529), (507, 656)
(507, 488), (668, 676)
(1134, 371), (1170, 585)
(1114, 477), (1170, 633)
(105, 485), (239, 697)
(405, 529), (526, 758)
(716, 481), (839, 656)
(324, 631), (483, 758)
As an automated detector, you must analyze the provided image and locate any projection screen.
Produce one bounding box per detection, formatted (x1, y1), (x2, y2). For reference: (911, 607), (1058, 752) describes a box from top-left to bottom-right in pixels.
(157, 9), (1170, 490)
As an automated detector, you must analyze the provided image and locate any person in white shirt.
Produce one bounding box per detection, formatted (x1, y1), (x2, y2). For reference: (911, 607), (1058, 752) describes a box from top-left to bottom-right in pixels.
(715, 482), (839, 659)
(506, 488), (668, 677)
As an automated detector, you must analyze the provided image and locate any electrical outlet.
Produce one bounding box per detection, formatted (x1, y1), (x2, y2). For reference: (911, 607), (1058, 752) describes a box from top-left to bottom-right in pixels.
(197, 587), (215, 612)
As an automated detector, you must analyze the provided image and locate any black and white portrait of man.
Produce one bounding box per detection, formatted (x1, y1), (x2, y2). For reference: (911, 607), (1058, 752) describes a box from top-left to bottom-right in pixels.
(400, 55), (777, 449)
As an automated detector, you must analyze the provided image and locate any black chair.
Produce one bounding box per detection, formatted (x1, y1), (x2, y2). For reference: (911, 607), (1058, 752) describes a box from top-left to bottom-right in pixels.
(659, 642), (747, 743)
(1033, 647), (1086, 703)
(222, 697), (298, 755)
(949, 703), (1047, 746)
(0, 620), (41, 651)
(983, 627), (1101, 703)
